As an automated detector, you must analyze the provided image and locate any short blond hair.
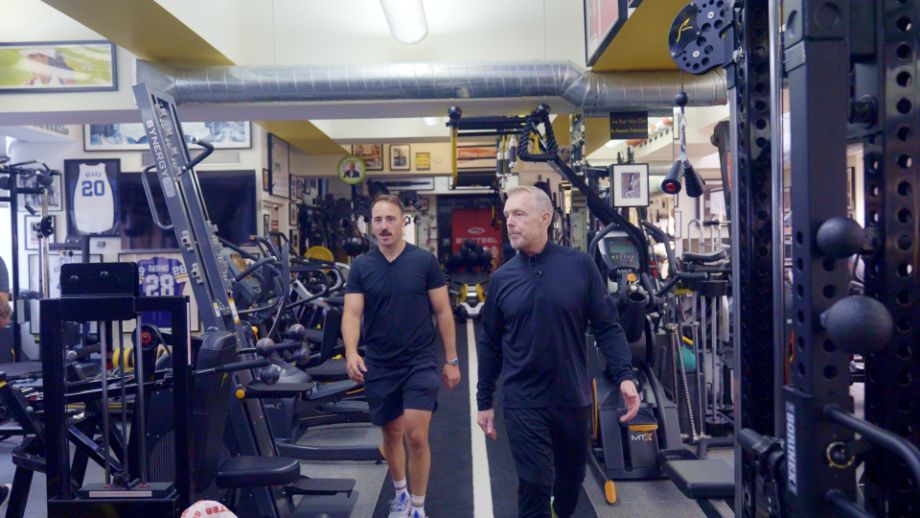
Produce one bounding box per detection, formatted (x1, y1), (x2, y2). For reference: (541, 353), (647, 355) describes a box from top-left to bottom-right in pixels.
(505, 185), (553, 216)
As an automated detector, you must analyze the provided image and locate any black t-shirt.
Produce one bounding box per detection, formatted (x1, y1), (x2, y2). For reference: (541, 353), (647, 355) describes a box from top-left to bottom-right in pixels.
(346, 243), (447, 367)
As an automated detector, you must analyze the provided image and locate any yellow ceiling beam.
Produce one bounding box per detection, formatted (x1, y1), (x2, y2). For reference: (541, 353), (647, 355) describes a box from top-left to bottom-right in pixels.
(550, 115), (571, 147)
(583, 116), (613, 157)
(591, 0), (688, 72)
(42, 0), (232, 66)
(257, 121), (348, 156)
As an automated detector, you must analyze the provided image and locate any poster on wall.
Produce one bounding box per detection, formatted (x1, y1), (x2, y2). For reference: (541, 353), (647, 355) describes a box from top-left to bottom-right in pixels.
(118, 252), (201, 332)
(269, 134), (290, 198)
(28, 252), (103, 299)
(353, 144), (384, 170)
(451, 208), (503, 268)
(584, 0), (628, 66)
(0, 40), (116, 93)
(17, 171), (63, 210)
(64, 158), (120, 238)
(84, 122), (251, 151)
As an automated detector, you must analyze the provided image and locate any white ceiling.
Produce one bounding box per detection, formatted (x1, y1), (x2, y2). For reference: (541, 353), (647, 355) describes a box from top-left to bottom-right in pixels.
(238, 0), (586, 66)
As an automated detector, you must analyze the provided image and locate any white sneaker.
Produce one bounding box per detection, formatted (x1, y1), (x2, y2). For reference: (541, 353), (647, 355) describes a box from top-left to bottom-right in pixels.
(388, 490), (411, 518)
(410, 507), (426, 518)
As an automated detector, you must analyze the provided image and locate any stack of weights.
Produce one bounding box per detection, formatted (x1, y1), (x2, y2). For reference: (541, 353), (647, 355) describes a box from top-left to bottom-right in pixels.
(445, 239), (493, 273)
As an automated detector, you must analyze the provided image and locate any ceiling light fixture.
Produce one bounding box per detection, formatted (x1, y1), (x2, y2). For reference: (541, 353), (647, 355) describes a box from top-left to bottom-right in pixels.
(422, 116), (442, 126)
(380, 0), (429, 45)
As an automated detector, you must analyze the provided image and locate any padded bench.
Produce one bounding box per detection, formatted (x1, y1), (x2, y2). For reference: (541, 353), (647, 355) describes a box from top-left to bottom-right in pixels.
(217, 456), (300, 488)
(663, 459), (734, 499)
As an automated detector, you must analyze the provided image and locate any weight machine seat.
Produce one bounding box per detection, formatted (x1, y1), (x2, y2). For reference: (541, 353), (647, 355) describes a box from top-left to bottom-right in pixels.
(304, 358), (348, 381)
(662, 458), (734, 499)
(0, 362), (42, 379)
(682, 250), (727, 264)
(216, 456), (300, 488)
(326, 296), (345, 307)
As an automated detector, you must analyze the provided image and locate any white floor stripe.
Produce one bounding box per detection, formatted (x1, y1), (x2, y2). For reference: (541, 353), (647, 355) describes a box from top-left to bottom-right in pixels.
(467, 319), (495, 518)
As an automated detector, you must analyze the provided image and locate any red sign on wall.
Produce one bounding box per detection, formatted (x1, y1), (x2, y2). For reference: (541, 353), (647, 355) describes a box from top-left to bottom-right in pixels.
(451, 208), (503, 266)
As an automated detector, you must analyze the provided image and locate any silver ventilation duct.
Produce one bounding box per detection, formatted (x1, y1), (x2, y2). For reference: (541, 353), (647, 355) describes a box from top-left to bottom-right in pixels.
(137, 61), (726, 111)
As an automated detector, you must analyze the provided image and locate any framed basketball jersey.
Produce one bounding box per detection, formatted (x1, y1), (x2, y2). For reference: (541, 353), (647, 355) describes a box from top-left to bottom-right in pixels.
(64, 158), (120, 237)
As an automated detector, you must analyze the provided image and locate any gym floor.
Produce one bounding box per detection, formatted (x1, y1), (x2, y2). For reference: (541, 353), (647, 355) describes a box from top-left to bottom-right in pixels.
(0, 321), (726, 517)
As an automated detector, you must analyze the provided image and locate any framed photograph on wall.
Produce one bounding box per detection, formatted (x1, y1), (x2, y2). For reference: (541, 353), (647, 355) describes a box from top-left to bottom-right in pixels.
(353, 144), (384, 171)
(262, 168), (271, 193)
(0, 40), (116, 93)
(389, 145), (411, 171)
(118, 251), (201, 332)
(415, 152), (431, 171)
(457, 145), (498, 169)
(268, 133), (290, 198)
(28, 252), (103, 299)
(612, 163), (649, 207)
(847, 166), (856, 212)
(290, 203), (298, 226)
(23, 215), (40, 250)
(63, 158), (120, 238)
(84, 121), (252, 151)
(289, 228), (300, 257)
(17, 171), (63, 210)
(583, 0), (628, 66)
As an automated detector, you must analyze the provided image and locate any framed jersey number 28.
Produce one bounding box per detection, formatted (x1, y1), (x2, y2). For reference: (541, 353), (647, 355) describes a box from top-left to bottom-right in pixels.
(64, 158), (121, 238)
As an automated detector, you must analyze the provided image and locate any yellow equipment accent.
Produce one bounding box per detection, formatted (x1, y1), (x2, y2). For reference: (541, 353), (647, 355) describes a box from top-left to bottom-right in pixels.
(628, 424), (659, 432)
(306, 245), (335, 263)
(604, 480), (618, 504)
(450, 126), (458, 188)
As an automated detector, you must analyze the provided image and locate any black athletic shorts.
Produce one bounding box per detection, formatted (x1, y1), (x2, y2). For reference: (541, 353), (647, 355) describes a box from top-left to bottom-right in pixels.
(363, 362), (440, 426)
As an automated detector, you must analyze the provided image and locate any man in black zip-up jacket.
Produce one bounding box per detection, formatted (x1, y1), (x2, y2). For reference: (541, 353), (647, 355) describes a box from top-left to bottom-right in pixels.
(477, 186), (639, 518)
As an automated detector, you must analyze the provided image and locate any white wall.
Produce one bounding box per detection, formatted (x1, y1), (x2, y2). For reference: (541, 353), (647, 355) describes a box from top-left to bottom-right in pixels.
(242, 0), (586, 66)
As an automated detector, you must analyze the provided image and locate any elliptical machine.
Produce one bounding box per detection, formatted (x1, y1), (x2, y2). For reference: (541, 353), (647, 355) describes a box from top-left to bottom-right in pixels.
(586, 225), (683, 503)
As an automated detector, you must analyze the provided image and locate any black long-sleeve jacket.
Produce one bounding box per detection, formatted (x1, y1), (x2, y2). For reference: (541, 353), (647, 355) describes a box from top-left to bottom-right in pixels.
(476, 242), (636, 410)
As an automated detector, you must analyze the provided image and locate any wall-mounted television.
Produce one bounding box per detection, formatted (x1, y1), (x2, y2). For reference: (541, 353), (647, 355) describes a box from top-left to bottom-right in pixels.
(119, 170), (257, 250)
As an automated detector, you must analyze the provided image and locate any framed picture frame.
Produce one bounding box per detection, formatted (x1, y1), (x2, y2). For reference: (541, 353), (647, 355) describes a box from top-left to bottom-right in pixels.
(457, 145), (498, 170)
(290, 203), (298, 226)
(583, 0), (628, 66)
(23, 215), (40, 250)
(290, 175), (308, 203)
(268, 133), (290, 197)
(28, 252), (103, 299)
(118, 251), (201, 332)
(611, 163), (649, 207)
(847, 166), (856, 212)
(63, 158), (120, 238)
(17, 171), (63, 210)
(262, 213), (271, 237)
(84, 121), (252, 151)
(338, 155), (367, 185)
(289, 228), (300, 256)
(0, 40), (116, 93)
(353, 144), (384, 171)
(415, 152), (431, 171)
(389, 145), (411, 171)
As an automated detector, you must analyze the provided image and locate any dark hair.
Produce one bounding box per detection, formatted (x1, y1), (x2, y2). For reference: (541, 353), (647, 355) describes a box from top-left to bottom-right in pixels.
(371, 194), (405, 214)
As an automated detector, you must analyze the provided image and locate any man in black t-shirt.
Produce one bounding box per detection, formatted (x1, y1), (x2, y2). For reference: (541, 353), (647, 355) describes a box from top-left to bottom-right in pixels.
(343, 195), (459, 518)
